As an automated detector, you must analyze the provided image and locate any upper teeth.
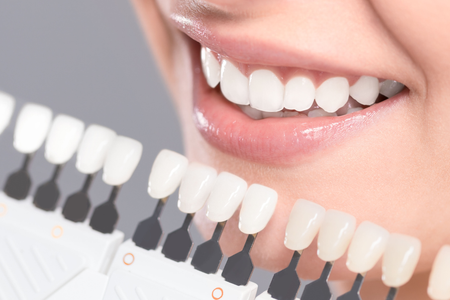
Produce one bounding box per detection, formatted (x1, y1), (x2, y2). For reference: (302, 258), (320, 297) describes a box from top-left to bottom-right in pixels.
(201, 47), (405, 115)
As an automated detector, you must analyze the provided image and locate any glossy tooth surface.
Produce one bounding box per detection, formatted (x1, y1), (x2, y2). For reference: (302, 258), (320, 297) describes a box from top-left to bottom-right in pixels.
(249, 70), (284, 112)
(346, 221), (389, 273)
(349, 76), (379, 105)
(239, 105), (263, 120)
(14, 103), (53, 154)
(379, 80), (405, 98)
(284, 77), (315, 111)
(284, 199), (326, 251)
(45, 115), (85, 165)
(76, 125), (117, 174)
(220, 59), (249, 105)
(102, 136), (143, 186)
(178, 162), (217, 214)
(382, 233), (421, 287)
(148, 149), (188, 199)
(206, 172), (247, 222)
(308, 108), (337, 118)
(239, 184), (278, 234)
(0, 92), (15, 135)
(315, 77), (350, 113)
(201, 47), (220, 88)
(317, 209), (356, 262)
(428, 245), (450, 300)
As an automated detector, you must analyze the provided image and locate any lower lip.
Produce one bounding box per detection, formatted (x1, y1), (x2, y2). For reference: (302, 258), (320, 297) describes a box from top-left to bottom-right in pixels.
(190, 42), (407, 165)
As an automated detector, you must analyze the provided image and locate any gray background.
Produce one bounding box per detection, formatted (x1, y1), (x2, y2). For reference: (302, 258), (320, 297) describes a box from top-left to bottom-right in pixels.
(0, 0), (275, 295)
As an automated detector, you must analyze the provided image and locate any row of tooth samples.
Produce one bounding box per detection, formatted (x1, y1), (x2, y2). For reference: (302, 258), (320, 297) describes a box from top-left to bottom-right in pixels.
(201, 47), (405, 115)
(0, 93), (143, 234)
(132, 149), (278, 286)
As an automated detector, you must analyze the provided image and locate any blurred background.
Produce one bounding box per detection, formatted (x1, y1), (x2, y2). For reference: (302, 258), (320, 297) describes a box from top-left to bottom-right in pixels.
(0, 0), (275, 294)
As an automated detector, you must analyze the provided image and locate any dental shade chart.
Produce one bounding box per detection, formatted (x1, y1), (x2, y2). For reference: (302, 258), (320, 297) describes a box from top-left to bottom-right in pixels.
(191, 171), (247, 274)
(301, 210), (356, 300)
(62, 125), (117, 222)
(267, 200), (326, 300)
(222, 184), (278, 286)
(3, 103), (53, 200)
(132, 149), (188, 251)
(89, 136), (143, 234)
(428, 245), (450, 300)
(33, 115), (85, 211)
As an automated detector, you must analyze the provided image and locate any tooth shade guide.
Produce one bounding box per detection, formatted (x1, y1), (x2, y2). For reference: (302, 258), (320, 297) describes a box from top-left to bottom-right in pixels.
(300, 261), (334, 300)
(62, 173), (95, 222)
(161, 213), (195, 262)
(3, 153), (33, 200)
(222, 233), (257, 286)
(267, 250), (302, 300)
(428, 245), (450, 300)
(89, 185), (121, 234)
(191, 221), (226, 274)
(33, 164), (63, 211)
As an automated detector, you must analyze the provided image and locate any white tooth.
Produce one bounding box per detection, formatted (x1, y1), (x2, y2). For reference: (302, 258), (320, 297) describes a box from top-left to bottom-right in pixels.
(315, 77), (349, 113)
(0, 91), (15, 135)
(308, 108), (337, 118)
(382, 233), (421, 287)
(262, 111), (284, 118)
(239, 105), (263, 120)
(14, 103), (53, 154)
(284, 77), (315, 111)
(284, 199), (326, 251)
(249, 70), (284, 112)
(379, 80), (405, 98)
(76, 124), (117, 174)
(428, 245), (450, 300)
(346, 221), (389, 274)
(178, 162), (217, 214)
(201, 47), (221, 88)
(239, 184), (278, 234)
(206, 172), (247, 222)
(102, 136), (143, 186)
(45, 115), (85, 165)
(317, 210), (356, 262)
(220, 59), (249, 105)
(346, 107), (363, 115)
(147, 149), (188, 199)
(349, 76), (379, 105)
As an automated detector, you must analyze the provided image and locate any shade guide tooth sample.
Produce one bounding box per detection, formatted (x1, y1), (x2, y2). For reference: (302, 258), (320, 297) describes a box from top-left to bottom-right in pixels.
(285, 199), (326, 251)
(268, 200), (325, 300)
(148, 149), (189, 199)
(206, 172), (248, 222)
(162, 163), (218, 263)
(90, 136), (143, 234)
(317, 209), (356, 262)
(178, 162), (217, 214)
(301, 262), (334, 300)
(63, 125), (117, 222)
(382, 233), (421, 288)
(346, 221), (389, 273)
(428, 245), (450, 300)
(222, 184), (278, 286)
(191, 221), (226, 274)
(75, 125), (117, 174)
(0, 91), (15, 135)
(4, 103), (53, 200)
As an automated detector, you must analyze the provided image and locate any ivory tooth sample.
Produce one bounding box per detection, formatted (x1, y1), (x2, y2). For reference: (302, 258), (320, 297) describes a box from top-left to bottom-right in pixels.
(133, 149), (188, 250)
(191, 172), (248, 274)
(4, 103), (53, 200)
(428, 245), (450, 300)
(90, 136), (143, 234)
(337, 221), (390, 300)
(162, 162), (217, 262)
(268, 200), (326, 300)
(33, 115), (85, 211)
(382, 234), (421, 300)
(222, 184), (278, 286)
(302, 210), (356, 300)
(0, 91), (15, 135)
(62, 125), (117, 222)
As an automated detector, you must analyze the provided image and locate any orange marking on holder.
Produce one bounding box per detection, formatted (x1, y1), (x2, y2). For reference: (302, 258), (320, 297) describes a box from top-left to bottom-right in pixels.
(212, 287), (224, 300)
(0, 203), (7, 217)
(123, 253), (135, 265)
(51, 226), (63, 238)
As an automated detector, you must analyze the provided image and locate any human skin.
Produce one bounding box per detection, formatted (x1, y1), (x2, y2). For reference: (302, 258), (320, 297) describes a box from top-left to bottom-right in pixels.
(130, 0), (450, 299)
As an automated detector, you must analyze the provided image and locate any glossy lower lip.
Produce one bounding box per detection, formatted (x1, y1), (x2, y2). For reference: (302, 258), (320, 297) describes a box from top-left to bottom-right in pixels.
(190, 42), (408, 165)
